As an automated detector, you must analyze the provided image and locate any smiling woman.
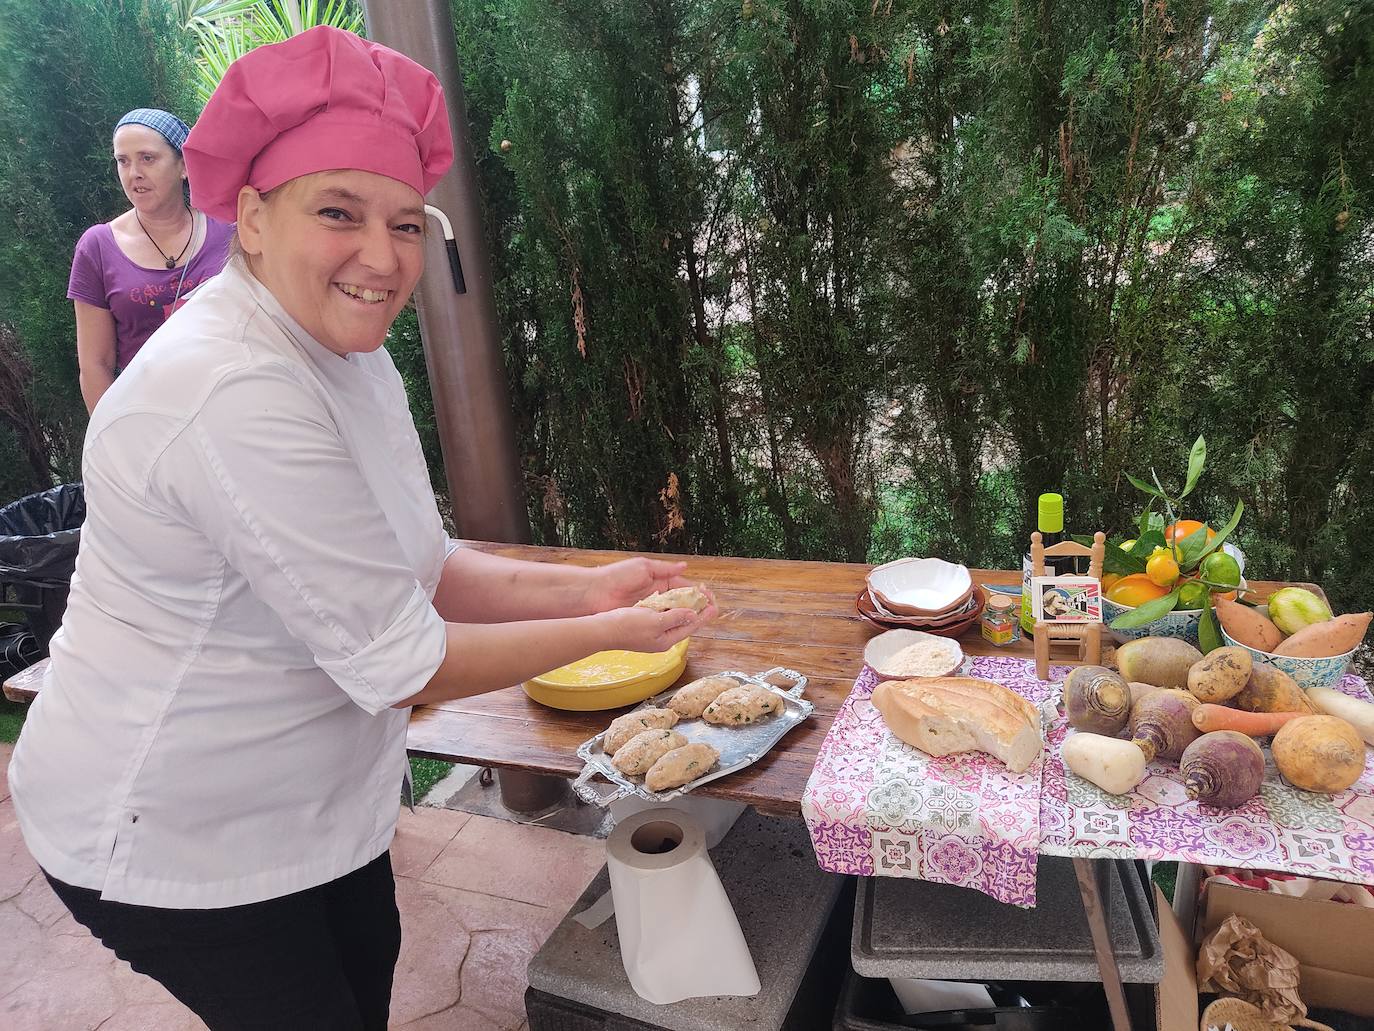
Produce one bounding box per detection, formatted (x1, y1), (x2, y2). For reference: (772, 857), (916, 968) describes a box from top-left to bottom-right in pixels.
(235, 172), (426, 357)
(9, 24), (717, 1031)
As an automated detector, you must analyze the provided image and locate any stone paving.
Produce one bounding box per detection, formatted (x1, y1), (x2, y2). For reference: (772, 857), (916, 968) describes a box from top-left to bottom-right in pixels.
(0, 743), (608, 1030)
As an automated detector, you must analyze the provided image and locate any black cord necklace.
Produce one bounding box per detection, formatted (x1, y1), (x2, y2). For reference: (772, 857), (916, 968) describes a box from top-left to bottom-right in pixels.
(135, 206), (194, 269)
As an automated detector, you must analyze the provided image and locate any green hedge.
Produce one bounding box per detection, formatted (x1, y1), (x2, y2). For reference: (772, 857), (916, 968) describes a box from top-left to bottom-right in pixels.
(446, 0), (1374, 612)
(1, 1), (1371, 621)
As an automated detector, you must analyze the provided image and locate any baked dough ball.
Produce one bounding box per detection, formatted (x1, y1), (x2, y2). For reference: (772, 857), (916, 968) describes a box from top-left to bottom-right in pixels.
(645, 743), (720, 792)
(668, 675), (738, 718)
(635, 585), (711, 613)
(702, 684), (784, 725)
(611, 729), (688, 776)
(603, 707), (680, 755)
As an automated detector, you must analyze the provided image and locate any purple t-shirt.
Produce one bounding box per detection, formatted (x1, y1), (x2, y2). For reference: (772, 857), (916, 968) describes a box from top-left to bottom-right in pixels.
(68, 216), (234, 371)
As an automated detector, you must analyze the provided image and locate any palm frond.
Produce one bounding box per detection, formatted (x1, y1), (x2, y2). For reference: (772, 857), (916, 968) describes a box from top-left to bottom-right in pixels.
(191, 0), (366, 104)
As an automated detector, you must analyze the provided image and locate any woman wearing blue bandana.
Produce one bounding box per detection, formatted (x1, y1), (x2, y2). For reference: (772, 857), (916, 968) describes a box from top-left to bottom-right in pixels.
(68, 108), (233, 412)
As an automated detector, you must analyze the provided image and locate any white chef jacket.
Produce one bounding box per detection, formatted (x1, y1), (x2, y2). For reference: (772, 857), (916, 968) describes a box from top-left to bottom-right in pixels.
(9, 259), (450, 908)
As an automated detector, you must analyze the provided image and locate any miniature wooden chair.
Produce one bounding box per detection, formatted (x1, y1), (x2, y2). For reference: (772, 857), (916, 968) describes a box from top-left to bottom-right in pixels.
(1032, 530), (1107, 680)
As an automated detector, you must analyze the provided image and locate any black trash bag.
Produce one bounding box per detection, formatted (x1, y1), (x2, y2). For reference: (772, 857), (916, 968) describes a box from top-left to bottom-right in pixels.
(0, 483), (85, 654)
(0, 621), (42, 678)
(0, 483), (85, 588)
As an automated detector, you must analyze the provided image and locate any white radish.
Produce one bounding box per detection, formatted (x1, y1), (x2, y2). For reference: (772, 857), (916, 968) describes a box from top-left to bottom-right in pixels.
(1062, 733), (1148, 795)
(1306, 688), (1374, 746)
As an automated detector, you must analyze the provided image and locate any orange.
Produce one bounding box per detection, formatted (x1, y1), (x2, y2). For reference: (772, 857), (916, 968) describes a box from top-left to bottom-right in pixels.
(1145, 550), (1180, 587)
(1101, 573), (1122, 595)
(1106, 573), (1172, 608)
(1164, 520), (1216, 546)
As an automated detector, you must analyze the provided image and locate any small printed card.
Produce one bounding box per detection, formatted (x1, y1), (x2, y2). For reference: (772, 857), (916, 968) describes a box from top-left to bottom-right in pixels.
(1032, 576), (1102, 623)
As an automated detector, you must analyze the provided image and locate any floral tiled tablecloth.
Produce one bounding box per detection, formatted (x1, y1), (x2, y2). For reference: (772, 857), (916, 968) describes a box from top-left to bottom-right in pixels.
(801, 654), (1374, 908)
(801, 657), (1059, 907)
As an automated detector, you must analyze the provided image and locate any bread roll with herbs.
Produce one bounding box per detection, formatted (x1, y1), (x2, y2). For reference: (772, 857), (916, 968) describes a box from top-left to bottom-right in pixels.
(668, 675), (739, 718)
(645, 743), (720, 792)
(636, 585), (711, 613)
(611, 729), (688, 776)
(603, 708), (680, 755)
(702, 684), (784, 725)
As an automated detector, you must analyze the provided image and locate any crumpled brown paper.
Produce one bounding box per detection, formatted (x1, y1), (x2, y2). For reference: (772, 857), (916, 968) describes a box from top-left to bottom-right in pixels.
(1196, 914), (1306, 1023)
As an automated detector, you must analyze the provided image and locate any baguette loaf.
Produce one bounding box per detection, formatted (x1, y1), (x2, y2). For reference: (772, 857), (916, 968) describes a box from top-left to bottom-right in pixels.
(871, 676), (1042, 773)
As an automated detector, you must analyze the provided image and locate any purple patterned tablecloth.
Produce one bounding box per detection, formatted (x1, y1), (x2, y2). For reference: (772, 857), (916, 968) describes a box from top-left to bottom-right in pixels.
(801, 657), (1058, 906)
(801, 655), (1374, 908)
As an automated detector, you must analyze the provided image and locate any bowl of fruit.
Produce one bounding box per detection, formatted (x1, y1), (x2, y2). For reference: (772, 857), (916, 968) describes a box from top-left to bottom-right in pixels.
(1103, 541), (1246, 645)
(1101, 437), (1248, 647)
(1215, 587), (1368, 690)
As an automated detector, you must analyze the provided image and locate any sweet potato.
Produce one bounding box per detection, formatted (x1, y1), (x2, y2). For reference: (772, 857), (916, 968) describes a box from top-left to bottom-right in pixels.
(1272, 612), (1372, 658)
(1271, 715), (1366, 793)
(1186, 647), (1252, 704)
(1215, 597), (1283, 653)
(1232, 664), (1314, 715)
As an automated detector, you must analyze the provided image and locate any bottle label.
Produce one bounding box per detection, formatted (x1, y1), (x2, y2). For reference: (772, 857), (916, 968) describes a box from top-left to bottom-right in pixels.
(1021, 554), (1037, 633)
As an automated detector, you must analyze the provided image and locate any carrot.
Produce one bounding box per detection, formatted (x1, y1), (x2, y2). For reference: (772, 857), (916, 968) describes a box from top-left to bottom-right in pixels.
(1191, 704), (1309, 737)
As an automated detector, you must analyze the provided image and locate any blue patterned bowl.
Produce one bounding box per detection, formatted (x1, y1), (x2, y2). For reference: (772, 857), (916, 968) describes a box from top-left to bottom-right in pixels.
(1219, 605), (1355, 690)
(1103, 544), (1250, 646)
(1103, 598), (1201, 645)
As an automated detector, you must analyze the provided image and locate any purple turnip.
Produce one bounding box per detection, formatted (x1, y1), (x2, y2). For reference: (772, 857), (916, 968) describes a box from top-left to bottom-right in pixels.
(1065, 666), (1131, 736)
(1130, 689), (1202, 763)
(1181, 731), (1265, 808)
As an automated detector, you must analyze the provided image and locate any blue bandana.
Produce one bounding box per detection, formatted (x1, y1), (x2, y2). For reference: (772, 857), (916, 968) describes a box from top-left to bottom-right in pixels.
(114, 109), (190, 154)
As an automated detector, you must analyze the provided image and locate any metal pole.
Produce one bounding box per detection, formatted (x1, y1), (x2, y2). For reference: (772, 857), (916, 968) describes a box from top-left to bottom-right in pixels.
(362, 0), (529, 544)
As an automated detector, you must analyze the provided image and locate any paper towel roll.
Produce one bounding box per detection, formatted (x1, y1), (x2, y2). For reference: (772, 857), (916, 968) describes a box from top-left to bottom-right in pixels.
(606, 806), (761, 1005)
(608, 792), (745, 849)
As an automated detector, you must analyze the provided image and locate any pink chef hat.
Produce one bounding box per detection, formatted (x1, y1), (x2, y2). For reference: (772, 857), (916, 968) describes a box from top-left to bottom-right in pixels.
(184, 26), (453, 223)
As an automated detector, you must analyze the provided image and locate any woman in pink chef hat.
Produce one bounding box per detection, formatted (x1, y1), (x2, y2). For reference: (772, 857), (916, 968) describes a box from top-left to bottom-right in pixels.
(8, 27), (715, 1030)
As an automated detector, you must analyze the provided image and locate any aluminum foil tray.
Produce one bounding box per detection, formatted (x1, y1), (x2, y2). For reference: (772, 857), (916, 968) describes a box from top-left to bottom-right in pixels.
(571, 667), (813, 805)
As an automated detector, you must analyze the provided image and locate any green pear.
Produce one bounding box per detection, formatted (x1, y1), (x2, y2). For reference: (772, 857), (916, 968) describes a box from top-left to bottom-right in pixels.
(1266, 587), (1333, 637)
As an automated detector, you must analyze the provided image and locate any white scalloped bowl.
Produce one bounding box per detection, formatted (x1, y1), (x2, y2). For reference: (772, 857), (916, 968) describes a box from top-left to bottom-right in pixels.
(867, 558), (973, 617)
(863, 629), (966, 681)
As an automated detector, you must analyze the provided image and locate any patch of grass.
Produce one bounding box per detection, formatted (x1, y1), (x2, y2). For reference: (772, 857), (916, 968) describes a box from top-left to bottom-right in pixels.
(409, 757), (454, 802)
(0, 697), (27, 744)
(1151, 861), (1178, 905)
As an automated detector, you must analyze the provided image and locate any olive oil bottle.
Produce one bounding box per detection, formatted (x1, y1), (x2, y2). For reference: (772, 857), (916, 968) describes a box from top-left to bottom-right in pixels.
(1020, 493), (1088, 633)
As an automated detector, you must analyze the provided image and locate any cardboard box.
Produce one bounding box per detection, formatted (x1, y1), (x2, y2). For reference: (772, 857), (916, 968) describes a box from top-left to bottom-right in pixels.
(1200, 880), (1374, 1019)
(1156, 885), (1200, 1031)
(1157, 877), (1374, 1029)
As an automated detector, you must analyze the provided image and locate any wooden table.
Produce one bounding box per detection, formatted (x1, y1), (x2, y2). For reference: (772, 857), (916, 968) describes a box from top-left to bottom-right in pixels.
(411, 542), (1016, 813)
(409, 541), (1284, 814)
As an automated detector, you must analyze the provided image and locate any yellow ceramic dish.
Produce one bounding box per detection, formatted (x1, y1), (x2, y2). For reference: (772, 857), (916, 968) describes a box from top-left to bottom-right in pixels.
(522, 639), (691, 711)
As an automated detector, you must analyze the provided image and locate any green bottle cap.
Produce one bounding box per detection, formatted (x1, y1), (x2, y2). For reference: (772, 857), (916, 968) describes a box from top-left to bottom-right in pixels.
(1038, 493), (1064, 533)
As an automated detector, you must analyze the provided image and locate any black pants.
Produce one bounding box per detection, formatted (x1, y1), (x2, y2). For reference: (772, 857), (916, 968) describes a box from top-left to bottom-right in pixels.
(44, 851), (401, 1030)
